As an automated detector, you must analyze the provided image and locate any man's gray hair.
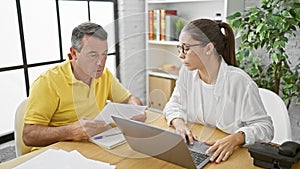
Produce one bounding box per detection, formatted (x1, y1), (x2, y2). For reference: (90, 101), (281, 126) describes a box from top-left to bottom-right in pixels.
(71, 22), (107, 52)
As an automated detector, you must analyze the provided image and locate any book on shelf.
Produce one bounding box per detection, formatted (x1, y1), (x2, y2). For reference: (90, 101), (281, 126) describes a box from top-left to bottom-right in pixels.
(148, 9), (177, 41)
(148, 10), (154, 40)
(165, 15), (177, 41)
(148, 9), (160, 41)
(153, 9), (160, 40)
(160, 9), (177, 41)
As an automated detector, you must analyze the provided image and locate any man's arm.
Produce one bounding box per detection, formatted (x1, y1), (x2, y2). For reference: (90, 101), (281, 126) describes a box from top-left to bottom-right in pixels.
(23, 118), (110, 147)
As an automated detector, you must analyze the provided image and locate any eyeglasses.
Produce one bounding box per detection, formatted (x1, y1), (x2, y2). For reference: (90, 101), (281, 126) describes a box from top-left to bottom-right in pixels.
(176, 43), (203, 55)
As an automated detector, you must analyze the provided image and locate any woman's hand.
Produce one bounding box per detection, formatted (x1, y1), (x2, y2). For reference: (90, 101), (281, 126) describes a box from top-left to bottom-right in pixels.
(171, 118), (198, 144)
(204, 132), (244, 163)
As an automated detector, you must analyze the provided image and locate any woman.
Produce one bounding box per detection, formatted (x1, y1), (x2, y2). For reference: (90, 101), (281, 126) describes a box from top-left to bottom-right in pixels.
(163, 19), (273, 163)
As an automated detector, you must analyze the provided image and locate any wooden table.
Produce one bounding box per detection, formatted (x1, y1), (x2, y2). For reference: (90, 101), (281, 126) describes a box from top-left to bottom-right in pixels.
(1, 111), (299, 169)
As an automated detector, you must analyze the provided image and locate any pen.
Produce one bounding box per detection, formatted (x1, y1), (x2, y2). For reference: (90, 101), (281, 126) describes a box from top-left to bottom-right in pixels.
(94, 132), (122, 140)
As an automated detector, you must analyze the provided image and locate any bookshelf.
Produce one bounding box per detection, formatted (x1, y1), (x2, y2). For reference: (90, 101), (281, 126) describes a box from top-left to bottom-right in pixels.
(146, 0), (244, 112)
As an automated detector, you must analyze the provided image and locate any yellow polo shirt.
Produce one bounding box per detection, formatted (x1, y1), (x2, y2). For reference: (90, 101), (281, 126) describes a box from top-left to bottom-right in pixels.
(24, 60), (131, 126)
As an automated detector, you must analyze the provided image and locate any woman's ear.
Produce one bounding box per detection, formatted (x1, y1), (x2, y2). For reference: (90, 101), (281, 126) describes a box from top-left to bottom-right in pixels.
(205, 42), (215, 56)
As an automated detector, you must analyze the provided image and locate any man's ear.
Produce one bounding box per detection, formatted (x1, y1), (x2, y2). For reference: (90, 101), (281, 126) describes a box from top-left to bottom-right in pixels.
(69, 47), (77, 60)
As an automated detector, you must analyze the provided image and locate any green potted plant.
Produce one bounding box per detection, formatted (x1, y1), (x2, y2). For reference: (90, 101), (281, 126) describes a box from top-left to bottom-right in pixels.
(227, 0), (300, 109)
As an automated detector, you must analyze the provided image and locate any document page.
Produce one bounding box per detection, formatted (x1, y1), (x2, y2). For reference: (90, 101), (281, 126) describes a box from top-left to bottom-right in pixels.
(95, 102), (147, 123)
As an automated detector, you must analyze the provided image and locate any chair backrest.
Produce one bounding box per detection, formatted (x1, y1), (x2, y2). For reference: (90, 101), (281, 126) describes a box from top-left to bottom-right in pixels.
(14, 98), (32, 157)
(258, 88), (292, 144)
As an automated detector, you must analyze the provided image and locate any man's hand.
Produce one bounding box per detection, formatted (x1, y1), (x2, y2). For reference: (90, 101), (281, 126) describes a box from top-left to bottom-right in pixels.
(123, 95), (147, 122)
(204, 132), (244, 163)
(123, 95), (143, 105)
(68, 118), (111, 140)
(131, 113), (147, 122)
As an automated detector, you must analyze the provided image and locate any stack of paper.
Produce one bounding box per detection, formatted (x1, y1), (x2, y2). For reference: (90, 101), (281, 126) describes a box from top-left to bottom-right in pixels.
(90, 103), (146, 149)
(13, 149), (115, 169)
(95, 102), (147, 123)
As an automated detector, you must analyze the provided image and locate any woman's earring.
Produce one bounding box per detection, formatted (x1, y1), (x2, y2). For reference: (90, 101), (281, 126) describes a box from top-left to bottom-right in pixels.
(206, 52), (210, 55)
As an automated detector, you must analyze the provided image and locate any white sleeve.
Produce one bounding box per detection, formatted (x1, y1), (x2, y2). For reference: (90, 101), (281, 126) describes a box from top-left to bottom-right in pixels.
(237, 82), (274, 146)
(163, 66), (188, 126)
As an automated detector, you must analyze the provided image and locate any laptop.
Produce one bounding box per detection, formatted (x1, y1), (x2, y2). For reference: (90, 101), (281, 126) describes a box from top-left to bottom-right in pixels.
(112, 116), (213, 169)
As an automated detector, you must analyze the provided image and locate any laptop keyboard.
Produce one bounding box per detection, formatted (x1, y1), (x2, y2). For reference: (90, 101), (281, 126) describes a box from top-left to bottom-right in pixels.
(189, 149), (210, 166)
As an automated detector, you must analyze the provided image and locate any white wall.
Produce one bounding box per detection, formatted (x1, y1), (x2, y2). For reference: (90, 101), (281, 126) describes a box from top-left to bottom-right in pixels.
(118, 0), (147, 104)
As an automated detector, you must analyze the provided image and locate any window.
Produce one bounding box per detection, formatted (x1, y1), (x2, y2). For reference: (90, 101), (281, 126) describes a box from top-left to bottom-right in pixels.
(0, 0), (119, 137)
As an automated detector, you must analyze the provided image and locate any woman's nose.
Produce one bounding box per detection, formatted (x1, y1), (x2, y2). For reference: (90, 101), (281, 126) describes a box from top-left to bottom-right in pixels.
(179, 53), (185, 59)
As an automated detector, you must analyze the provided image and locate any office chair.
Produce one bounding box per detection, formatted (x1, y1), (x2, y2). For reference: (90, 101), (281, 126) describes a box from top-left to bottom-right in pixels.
(14, 98), (32, 157)
(258, 88), (292, 144)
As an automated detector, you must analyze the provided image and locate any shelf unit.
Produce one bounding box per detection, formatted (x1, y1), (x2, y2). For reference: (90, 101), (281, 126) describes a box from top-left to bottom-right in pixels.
(145, 0), (244, 112)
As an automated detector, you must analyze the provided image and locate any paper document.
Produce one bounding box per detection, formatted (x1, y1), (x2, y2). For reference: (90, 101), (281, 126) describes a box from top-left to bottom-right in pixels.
(95, 102), (147, 123)
(90, 127), (126, 149)
(13, 149), (115, 169)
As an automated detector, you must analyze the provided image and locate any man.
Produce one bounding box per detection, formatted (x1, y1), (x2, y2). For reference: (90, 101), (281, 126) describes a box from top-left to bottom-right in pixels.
(23, 22), (146, 147)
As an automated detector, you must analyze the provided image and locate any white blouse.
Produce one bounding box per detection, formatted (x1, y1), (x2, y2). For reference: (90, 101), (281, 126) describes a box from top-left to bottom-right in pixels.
(163, 58), (274, 145)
